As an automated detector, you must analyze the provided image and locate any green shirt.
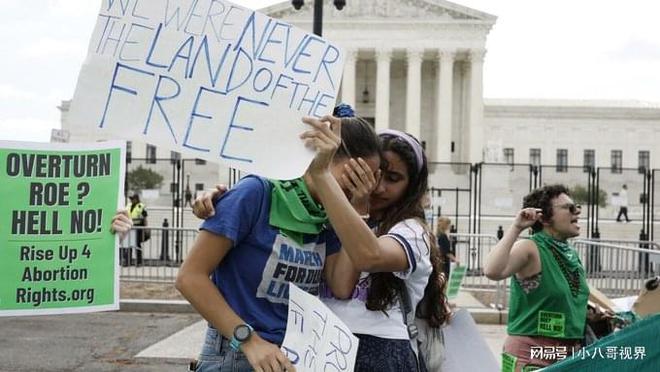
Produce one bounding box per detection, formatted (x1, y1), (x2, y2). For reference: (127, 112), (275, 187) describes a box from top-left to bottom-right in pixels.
(507, 231), (589, 339)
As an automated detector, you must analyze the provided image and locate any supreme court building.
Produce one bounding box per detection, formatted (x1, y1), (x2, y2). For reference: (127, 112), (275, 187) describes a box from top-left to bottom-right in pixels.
(60, 0), (660, 222)
(266, 0), (495, 164)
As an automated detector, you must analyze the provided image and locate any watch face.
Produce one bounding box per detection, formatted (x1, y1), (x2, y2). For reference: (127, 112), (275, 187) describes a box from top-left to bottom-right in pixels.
(235, 325), (252, 341)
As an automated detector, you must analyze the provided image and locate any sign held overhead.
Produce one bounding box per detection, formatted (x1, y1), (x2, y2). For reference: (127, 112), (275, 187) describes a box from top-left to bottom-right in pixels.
(69, 0), (345, 180)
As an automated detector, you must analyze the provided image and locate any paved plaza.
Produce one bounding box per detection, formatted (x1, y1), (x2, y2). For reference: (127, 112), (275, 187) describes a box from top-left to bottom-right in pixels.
(0, 297), (507, 371)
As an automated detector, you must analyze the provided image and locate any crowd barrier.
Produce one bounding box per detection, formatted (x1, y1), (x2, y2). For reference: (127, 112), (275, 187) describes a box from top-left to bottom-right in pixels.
(117, 228), (659, 310)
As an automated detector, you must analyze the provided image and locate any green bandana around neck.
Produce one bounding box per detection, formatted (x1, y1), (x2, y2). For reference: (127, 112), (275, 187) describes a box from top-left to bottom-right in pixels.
(269, 178), (328, 245)
(534, 230), (584, 296)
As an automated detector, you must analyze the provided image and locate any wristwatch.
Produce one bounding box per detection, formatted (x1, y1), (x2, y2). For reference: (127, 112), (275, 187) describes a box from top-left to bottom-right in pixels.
(229, 323), (254, 351)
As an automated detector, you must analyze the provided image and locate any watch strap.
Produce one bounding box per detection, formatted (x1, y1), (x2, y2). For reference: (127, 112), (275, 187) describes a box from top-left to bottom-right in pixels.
(229, 324), (253, 351)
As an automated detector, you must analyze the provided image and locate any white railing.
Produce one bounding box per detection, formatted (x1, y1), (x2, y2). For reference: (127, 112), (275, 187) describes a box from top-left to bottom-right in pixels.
(119, 226), (198, 282)
(451, 233), (660, 308)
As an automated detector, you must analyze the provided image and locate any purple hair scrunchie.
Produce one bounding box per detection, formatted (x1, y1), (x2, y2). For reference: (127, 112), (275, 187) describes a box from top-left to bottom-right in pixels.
(333, 103), (355, 118)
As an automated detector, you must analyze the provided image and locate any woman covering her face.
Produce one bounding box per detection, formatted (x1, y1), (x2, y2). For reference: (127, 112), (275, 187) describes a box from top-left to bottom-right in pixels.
(176, 111), (381, 372)
(304, 115), (450, 372)
(189, 105), (450, 372)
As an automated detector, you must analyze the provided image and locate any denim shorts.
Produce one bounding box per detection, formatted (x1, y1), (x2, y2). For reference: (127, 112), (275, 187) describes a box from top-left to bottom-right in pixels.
(192, 326), (253, 372)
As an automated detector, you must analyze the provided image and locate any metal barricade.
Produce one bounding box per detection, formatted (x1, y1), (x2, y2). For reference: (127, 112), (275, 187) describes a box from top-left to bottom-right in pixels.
(450, 233), (508, 308)
(117, 227), (659, 298)
(118, 226), (199, 282)
(572, 238), (660, 296)
(451, 233), (660, 308)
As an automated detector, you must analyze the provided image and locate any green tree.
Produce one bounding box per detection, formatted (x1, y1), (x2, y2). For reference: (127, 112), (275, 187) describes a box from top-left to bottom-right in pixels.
(570, 185), (607, 207)
(127, 166), (164, 191)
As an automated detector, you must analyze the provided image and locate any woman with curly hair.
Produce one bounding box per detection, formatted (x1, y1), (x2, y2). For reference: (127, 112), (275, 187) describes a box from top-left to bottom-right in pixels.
(484, 185), (589, 371)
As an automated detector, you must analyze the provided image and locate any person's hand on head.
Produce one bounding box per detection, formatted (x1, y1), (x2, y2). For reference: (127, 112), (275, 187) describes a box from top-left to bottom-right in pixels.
(301, 115), (341, 176)
(241, 334), (296, 372)
(342, 158), (380, 214)
(192, 184), (227, 219)
(513, 207), (542, 231)
(110, 209), (132, 239)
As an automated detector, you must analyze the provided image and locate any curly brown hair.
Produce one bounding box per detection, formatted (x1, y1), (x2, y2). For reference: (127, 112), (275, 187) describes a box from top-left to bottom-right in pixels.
(365, 133), (450, 328)
(523, 184), (571, 232)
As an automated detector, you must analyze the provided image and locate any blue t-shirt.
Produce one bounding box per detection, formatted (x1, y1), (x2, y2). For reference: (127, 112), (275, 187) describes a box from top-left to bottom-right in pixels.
(201, 175), (340, 344)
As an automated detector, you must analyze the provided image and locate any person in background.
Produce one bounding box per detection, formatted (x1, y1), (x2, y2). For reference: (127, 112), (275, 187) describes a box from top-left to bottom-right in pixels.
(185, 186), (194, 208)
(484, 185), (589, 371)
(436, 216), (459, 280)
(616, 184), (630, 222)
(128, 193), (148, 266)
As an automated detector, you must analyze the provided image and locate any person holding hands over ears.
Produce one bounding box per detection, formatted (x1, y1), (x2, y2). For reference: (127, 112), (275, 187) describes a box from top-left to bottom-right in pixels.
(484, 185), (589, 371)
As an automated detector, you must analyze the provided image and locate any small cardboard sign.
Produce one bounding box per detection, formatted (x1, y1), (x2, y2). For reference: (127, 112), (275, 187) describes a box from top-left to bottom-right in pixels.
(442, 308), (499, 372)
(281, 283), (359, 372)
(446, 265), (467, 299)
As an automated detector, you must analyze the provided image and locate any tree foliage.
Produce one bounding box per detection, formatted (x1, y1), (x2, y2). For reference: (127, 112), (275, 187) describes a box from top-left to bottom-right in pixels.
(570, 185), (607, 207)
(127, 166), (163, 191)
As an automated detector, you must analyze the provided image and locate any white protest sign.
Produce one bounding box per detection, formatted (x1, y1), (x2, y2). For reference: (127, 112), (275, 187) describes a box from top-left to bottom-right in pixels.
(69, 0), (344, 180)
(441, 308), (499, 372)
(281, 283), (359, 372)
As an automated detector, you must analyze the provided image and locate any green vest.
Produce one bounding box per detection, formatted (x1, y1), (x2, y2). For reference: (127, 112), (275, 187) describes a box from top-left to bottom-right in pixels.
(129, 202), (145, 220)
(507, 231), (589, 339)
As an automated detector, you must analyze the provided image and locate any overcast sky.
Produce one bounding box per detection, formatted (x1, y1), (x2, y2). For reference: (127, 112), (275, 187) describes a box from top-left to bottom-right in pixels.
(1, 0), (658, 142)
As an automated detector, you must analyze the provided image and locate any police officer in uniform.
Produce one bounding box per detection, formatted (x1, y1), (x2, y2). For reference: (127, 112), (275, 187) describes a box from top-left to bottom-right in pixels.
(128, 193), (148, 266)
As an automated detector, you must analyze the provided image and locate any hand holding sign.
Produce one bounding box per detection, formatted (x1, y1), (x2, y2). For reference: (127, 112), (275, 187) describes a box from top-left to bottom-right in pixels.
(242, 333), (295, 372)
(300, 115), (342, 176)
(282, 284), (358, 372)
(110, 209), (132, 240)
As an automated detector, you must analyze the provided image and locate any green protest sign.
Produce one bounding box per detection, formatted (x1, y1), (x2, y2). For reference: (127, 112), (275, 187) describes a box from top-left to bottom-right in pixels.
(0, 141), (125, 316)
(446, 265), (467, 300)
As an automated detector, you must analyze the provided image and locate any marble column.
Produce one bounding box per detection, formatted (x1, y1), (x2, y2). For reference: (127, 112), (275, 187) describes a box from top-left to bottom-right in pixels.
(435, 49), (455, 162)
(405, 48), (424, 139)
(341, 48), (357, 107)
(375, 48), (392, 132)
(468, 49), (486, 163)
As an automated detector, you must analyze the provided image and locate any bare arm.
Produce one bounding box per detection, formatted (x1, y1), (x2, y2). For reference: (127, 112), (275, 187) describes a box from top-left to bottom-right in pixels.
(176, 231), (294, 371)
(323, 251), (361, 299)
(322, 157), (384, 296)
(483, 208), (541, 280)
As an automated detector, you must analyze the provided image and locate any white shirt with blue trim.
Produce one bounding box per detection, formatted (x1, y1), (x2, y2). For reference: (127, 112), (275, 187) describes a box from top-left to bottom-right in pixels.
(320, 218), (432, 340)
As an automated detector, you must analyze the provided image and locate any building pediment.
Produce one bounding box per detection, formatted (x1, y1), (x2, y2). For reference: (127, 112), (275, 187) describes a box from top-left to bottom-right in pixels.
(262, 0), (496, 23)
